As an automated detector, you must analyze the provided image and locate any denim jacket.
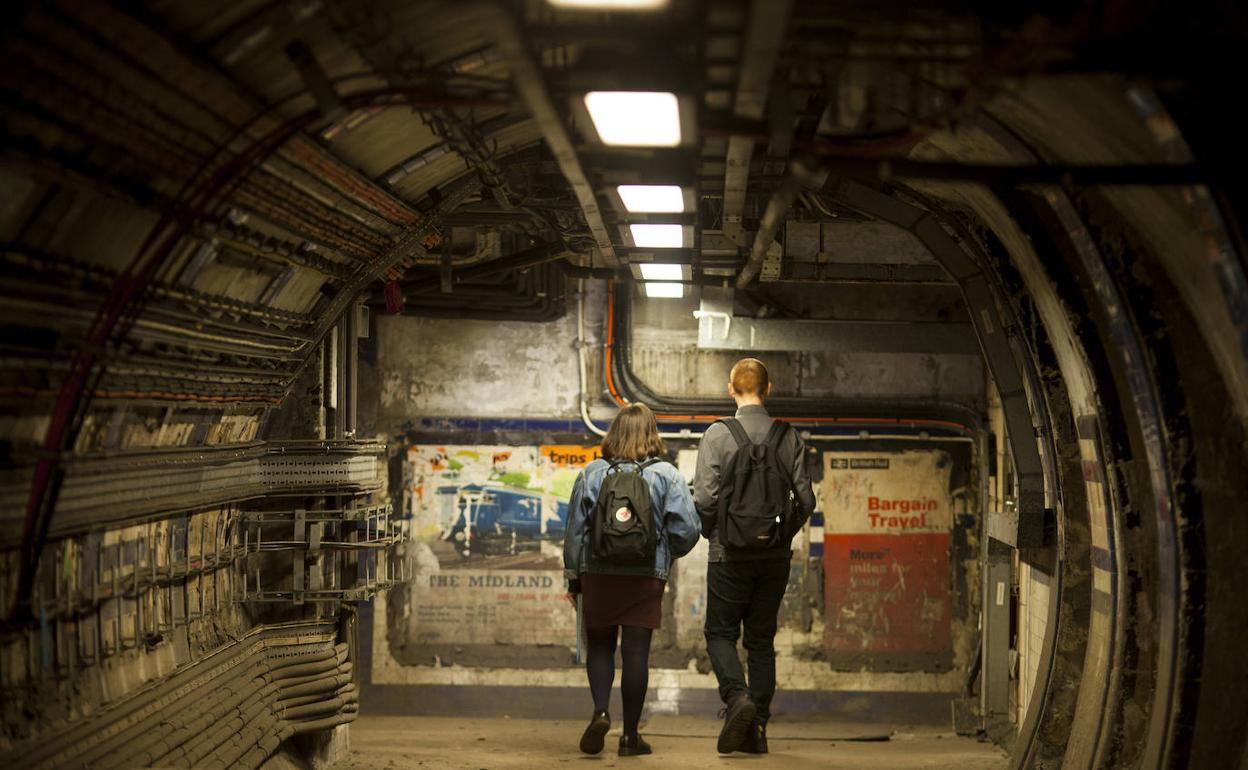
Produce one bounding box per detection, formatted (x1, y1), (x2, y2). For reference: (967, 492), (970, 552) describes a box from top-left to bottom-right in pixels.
(563, 457), (701, 587)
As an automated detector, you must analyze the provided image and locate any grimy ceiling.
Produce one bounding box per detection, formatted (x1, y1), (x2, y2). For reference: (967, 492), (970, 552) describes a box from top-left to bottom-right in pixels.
(2, 1), (1248, 768)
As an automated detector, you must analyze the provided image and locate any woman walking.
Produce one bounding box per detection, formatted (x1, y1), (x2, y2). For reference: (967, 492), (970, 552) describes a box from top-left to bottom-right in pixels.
(563, 403), (701, 756)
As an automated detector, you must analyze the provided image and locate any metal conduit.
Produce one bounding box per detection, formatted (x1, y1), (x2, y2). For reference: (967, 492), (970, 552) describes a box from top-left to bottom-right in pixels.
(77, 644), (342, 768)
(14, 637), (357, 770)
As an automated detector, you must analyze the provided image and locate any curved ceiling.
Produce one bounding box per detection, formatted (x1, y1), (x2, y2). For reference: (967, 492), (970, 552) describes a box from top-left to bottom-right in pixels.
(3, 2), (1248, 768)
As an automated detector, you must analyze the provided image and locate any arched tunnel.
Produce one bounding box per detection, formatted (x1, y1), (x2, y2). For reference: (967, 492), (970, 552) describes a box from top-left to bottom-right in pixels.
(2, 1), (1247, 768)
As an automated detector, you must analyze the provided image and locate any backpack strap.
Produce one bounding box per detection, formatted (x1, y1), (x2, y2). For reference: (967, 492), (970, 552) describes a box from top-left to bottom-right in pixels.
(764, 419), (790, 450)
(721, 418), (752, 449)
(609, 457), (667, 472)
(764, 420), (798, 491)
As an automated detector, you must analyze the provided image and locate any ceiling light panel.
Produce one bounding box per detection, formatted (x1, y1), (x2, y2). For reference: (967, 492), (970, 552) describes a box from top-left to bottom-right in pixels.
(584, 92), (681, 147)
(644, 282), (684, 298)
(638, 263), (684, 281)
(617, 184), (684, 213)
(629, 223), (684, 248)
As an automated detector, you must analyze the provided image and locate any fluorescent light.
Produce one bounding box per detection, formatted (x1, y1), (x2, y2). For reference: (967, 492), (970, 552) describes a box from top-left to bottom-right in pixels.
(584, 91), (681, 147)
(644, 282), (684, 298)
(548, 0), (668, 7)
(638, 263), (684, 281)
(630, 223), (683, 248)
(618, 184), (684, 213)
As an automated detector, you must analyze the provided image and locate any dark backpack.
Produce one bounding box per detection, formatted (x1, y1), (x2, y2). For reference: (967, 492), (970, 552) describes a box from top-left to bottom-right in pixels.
(718, 419), (795, 551)
(591, 458), (663, 565)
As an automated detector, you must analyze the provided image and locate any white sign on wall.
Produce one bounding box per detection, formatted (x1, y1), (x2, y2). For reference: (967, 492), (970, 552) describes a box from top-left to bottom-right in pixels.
(822, 451), (953, 535)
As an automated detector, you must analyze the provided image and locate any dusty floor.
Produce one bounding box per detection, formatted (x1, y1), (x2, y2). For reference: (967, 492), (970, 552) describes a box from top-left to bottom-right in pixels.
(342, 715), (1009, 769)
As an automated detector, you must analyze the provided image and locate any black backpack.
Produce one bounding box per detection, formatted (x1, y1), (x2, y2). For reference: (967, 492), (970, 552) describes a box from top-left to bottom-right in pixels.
(591, 458), (663, 565)
(718, 419), (795, 551)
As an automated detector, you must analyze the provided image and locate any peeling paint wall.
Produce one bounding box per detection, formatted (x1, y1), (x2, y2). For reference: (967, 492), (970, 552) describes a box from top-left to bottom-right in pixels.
(391, 443), (594, 668)
(373, 312), (581, 427)
(629, 290), (984, 408)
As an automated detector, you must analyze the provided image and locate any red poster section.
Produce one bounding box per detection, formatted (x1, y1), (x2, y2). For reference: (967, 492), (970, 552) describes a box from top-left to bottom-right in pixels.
(823, 532), (951, 656)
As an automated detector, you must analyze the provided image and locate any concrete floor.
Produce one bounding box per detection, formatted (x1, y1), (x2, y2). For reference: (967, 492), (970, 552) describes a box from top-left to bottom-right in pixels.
(343, 715), (1009, 769)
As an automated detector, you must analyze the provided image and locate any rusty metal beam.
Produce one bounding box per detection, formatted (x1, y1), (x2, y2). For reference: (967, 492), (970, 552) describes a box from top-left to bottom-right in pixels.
(478, 3), (619, 267)
(722, 0), (793, 252)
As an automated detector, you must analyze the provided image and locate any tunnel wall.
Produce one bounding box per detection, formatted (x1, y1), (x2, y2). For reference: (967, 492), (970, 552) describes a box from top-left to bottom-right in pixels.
(363, 292), (984, 720)
(629, 289), (985, 409)
(369, 312), (582, 428)
(901, 77), (1248, 766)
(368, 438), (978, 720)
(365, 287), (985, 431)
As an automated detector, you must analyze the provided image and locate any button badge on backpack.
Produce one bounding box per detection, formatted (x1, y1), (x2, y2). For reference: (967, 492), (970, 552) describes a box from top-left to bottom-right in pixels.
(615, 507), (632, 523)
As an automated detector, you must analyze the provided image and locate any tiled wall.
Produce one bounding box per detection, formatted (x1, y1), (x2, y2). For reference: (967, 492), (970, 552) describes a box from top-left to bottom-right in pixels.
(1018, 561), (1052, 722)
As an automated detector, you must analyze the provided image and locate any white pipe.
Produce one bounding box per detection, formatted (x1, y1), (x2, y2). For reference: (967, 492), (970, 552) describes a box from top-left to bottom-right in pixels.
(574, 277), (703, 440)
(577, 279), (607, 437)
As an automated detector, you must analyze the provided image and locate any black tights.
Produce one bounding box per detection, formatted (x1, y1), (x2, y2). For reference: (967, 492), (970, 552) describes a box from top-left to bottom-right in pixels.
(585, 624), (652, 738)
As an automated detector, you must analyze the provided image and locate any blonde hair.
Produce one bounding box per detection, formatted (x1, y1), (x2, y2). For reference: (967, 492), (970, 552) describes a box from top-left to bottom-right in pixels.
(601, 403), (666, 461)
(730, 358), (769, 397)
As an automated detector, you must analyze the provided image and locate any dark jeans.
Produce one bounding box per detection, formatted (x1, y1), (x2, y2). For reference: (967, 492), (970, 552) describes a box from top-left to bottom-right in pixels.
(704, 559), (791, 722)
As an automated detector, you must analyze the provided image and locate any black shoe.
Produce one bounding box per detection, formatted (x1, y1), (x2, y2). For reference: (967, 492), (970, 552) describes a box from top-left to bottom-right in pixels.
(618, 734), (653, 756)
(738, 720), (768, 754)
(717, 693), (758, 754)
(579, 711), (611, 755)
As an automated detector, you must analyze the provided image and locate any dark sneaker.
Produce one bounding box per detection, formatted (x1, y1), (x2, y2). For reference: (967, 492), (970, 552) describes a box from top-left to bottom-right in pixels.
(618, 734), (653, 756)
(579, 711), (611, 754)
(717, 693), (758, 754)
(738, 720), (768, 754)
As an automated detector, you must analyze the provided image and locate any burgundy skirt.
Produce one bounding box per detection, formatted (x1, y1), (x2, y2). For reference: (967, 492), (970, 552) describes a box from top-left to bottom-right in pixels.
(581, 573), (666, 630)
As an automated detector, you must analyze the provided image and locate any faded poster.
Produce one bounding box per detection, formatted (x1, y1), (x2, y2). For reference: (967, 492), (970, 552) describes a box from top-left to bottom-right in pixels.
(401, 444), (600, 662)
(821, 450), (954, 670)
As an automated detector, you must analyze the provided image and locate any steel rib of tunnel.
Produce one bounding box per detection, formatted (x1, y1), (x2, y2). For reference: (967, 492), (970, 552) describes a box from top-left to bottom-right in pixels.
(1037, 183), (1181, 768)
(1014, 189), (1136, 768)
(814, 85), (1248, 767)
(882, 178), (1070, 748)
(940, 112), (1121, 768)
(1121, 85), (1248, 767)
(1123, 89), (1248, 365)
(1048, 193), (1181, 768)
(945, 101), (1227, 768)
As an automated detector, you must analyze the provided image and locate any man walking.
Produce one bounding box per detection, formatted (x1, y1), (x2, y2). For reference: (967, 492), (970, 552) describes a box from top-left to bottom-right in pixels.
(693, 358), (817, 754)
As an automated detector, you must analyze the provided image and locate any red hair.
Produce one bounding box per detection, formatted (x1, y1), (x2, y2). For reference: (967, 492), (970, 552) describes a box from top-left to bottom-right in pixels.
(730, 358), (769, 397)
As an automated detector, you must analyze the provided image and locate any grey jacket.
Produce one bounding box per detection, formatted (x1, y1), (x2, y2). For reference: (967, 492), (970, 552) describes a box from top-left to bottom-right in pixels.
(692, 404), (817, 562)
